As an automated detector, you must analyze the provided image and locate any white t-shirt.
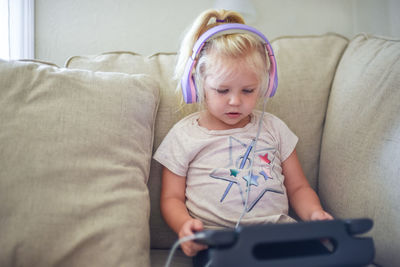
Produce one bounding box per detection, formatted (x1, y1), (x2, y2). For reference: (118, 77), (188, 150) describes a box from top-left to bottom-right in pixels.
(154, 111), (298, 229)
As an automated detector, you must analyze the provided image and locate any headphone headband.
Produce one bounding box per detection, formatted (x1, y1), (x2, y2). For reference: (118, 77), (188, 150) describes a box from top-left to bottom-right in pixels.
(181, 23), (278, 103)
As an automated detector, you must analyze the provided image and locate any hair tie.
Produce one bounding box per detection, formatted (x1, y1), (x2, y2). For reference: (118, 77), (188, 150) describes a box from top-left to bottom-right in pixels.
(216, 19), (225, 23)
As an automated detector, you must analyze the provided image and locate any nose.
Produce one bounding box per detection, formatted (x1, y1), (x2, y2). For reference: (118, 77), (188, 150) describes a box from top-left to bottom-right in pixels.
(228, 93), (241, 106)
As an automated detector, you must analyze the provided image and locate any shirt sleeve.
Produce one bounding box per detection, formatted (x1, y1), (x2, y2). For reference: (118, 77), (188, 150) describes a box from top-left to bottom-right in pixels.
(153, 122), (193, 177)
(268, 114), (298, 162)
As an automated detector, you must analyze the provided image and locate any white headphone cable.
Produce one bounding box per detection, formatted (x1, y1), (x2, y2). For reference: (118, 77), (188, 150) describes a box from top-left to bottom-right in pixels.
(235, 96), (269, 229)
(164, 233), (205, 267)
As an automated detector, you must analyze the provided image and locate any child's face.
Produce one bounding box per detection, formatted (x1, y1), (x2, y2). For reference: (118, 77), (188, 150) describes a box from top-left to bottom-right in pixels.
(202, 56), (261, 130)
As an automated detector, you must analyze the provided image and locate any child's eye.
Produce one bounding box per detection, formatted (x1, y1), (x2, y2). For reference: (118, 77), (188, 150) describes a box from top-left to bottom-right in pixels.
(243, 89), (255, 94)
(216, 89), (229, 94)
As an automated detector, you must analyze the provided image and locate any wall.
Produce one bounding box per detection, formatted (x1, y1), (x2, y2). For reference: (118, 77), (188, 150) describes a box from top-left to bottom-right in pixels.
(35, 0), (399, 66)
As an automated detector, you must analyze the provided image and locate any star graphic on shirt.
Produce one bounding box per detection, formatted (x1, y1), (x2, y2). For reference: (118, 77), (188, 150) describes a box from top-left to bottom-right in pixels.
(209, 137), (284, 212)
(259, 153), (271, 164)
(243, 172), (260, 186)
(230, 169), (239, 177)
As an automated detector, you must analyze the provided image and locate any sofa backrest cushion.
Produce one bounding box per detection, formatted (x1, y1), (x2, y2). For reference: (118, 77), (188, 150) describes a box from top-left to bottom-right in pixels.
(319, 34), (400, 266)
(65, 33), (348, 248)
(265, 34), (348, 191)
(0, 60), (159, 267)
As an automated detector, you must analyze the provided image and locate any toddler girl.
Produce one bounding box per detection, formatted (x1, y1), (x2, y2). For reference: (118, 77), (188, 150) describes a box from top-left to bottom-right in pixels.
(154, 8), (332, 264)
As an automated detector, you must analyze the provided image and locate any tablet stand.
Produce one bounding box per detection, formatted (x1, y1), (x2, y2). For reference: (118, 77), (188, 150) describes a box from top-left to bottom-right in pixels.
(199, 218), (374, 267)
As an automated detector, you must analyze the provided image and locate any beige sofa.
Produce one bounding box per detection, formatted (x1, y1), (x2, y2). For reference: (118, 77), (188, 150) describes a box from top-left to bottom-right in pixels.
(0, 33), (399, 267)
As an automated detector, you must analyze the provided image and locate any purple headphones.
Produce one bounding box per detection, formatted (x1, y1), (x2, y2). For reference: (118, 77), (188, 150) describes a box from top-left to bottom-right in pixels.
(181, 23), (278, 104)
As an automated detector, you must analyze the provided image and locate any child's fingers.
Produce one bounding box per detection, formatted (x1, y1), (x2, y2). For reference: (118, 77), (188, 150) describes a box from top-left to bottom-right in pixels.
(179, 219), (208, 256)
(311, 210), (333, 221)
(320, 211), (333, 220)
(180, 219), (198, 236)
(181, 242), (195, 257)
(181, 240), (207, 257)
(192, 219), (204, 231)
(191, 240), (208, 253)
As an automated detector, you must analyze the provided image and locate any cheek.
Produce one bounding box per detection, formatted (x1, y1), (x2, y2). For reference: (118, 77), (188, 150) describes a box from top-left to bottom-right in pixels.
(205, 96), (226, 113)
(205, 97), (220, 110)
(247, 96), (260, 109)
(204, 90), (220, 104)
(203, 90), (211, 105)
(203, 92), (214, 108)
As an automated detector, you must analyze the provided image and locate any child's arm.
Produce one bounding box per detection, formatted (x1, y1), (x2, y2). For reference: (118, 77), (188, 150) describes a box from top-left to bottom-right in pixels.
(160, 167), (208, 256)
(282, 149), (333, 221)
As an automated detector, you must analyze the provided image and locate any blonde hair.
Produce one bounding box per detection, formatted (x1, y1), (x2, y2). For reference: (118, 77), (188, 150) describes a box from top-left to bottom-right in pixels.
(174, 9), (269, 103)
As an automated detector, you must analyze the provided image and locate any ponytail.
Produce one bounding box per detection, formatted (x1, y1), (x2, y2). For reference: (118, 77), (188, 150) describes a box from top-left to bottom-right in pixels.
(174, 9), (245, 86)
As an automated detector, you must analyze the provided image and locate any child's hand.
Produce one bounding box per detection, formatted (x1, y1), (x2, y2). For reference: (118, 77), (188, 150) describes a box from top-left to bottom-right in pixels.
(179, 218), (208, 257)
(310, 210), (334, 221)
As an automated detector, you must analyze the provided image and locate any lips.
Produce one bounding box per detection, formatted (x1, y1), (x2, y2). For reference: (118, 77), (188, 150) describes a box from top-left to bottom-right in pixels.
(226, 112), (241, 118)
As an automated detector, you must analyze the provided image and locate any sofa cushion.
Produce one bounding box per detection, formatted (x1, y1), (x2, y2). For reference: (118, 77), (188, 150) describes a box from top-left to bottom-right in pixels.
(66, 51), (198, 250)
(0, 60), (159, 267)
(319, 34), (400, 266)
(66, 51), (154, 76)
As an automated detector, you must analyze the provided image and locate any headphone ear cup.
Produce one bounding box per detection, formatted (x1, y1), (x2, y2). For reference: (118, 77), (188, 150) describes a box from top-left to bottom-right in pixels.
(265, 47), (278, 98)
(271, 72), (278, 97)
(181, 57), (198, 103)
(189, 73), (197, 103)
